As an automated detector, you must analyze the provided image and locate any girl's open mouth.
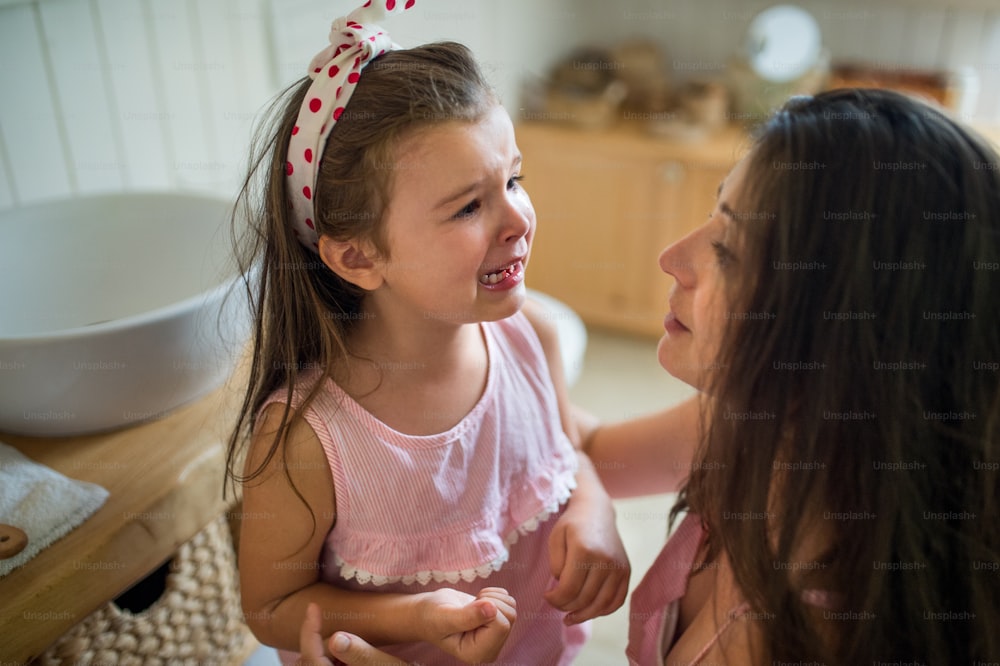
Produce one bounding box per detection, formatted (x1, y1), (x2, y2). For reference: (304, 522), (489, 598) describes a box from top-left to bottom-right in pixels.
(479, 261), (524, 290)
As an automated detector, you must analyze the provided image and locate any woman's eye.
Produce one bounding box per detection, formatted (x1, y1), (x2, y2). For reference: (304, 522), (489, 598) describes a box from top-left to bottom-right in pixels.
(711, 240), (734, 267)
(508, 174), (525, 190)
(454, 200), (481, 219)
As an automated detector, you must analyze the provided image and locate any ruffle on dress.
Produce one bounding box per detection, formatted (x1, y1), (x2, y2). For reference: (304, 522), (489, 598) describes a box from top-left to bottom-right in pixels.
(328, 463), (578, 586)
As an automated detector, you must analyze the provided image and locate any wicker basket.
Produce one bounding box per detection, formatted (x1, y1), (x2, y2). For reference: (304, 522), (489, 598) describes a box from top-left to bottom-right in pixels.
(36, 514), (257, 665)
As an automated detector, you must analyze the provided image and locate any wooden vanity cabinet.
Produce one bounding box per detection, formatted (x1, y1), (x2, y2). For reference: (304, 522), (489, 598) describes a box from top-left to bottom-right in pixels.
(516, 121), (747, 338)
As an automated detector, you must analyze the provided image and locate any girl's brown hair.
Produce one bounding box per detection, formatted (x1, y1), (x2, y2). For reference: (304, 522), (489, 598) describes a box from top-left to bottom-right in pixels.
(226, 42), (496, 497)
(683, 89), (1000, 662)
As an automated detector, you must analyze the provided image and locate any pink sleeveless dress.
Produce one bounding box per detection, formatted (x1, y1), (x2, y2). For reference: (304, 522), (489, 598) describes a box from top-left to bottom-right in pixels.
(266, 312), (588, 665)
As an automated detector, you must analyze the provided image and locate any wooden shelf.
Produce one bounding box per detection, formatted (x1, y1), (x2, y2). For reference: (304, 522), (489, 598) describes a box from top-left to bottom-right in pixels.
(0, 376), (244, 663)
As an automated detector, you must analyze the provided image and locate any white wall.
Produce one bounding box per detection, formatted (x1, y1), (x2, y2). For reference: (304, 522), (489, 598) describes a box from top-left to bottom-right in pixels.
(1, 0), (998, 212)
(269, 0), (580, 113)
(0, 0), (275, 209)
(0, 0), (584, 211)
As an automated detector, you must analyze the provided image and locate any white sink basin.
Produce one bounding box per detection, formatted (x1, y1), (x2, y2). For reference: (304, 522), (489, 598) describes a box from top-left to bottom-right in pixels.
(0, 192), (250, 437)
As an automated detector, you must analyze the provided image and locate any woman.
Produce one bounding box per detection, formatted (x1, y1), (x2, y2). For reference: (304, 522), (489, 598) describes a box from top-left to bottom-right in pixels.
(304, 89), (1000, 664)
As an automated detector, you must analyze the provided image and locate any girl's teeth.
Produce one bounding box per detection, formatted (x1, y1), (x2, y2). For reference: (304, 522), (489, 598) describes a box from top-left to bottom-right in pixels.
(480, 266), (511, 284)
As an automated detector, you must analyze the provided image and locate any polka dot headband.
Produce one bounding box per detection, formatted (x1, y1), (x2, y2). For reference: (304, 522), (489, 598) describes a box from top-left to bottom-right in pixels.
(286, 0), (416, 252)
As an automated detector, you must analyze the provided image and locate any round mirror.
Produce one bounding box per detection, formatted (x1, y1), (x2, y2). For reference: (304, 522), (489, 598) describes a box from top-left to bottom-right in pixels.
(745, 4), (822, 83)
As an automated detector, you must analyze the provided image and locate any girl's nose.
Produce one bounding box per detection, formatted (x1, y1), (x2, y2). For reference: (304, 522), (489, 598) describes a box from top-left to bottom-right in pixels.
(501, 195), (533, 244)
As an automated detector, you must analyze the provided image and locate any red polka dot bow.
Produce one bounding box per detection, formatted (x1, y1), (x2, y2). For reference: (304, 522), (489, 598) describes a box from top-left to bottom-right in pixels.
(286, 0), (417, 251)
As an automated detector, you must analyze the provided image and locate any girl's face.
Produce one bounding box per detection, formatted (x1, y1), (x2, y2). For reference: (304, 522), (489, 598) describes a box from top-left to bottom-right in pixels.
(371, 104), (534, 324)
(657, 158), (748, 390)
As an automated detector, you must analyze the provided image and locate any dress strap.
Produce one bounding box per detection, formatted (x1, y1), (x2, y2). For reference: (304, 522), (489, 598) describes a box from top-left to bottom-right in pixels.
(687, 588), (837, 664)
(688, 601), (750, 665)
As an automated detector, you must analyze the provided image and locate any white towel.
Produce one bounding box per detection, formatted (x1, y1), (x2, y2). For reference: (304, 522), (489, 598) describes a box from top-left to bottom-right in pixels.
(0, 442), (109, 577)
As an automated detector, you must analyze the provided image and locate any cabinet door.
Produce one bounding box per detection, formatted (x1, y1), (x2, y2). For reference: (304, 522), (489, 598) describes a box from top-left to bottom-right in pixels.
(641, 160), (732, 336)
(520, 129), (659, 333)
(518, 123), (737, 338)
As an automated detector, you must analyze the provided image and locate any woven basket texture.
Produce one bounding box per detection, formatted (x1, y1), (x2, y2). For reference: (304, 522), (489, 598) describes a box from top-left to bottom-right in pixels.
(35, 515), (254, 665)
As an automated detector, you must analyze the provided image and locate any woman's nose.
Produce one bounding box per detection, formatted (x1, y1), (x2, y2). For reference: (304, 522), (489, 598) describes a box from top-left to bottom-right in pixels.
(659, 234), (694, 287)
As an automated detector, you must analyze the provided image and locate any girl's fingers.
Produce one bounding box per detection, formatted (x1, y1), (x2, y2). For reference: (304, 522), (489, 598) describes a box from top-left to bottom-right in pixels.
(566, 571), (627, 624)
(543, 559), (587, 610)
(558, 566), (605, 615)
(477, 588), (517, 622)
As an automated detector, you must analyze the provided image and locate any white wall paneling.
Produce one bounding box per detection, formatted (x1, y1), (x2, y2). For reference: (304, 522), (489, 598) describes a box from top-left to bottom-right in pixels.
(39, 0), (124, 194)
(977, 13), (1000, 120)
(265, 0), (580, 120)
(94, 0), (173, 191)
(899, 8), (949, 70)
(218, 0), (276, 194)
(856, 6), (910, 67)
(1, 0), (999, 214)
(0, 2), (74, 205)
(0, 0), (276, 211)
(146, 0), (218, 191)
(0, 121), (15, 209)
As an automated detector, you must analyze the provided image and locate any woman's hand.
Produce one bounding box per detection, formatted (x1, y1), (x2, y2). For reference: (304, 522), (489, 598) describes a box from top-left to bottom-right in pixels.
(544, 456), (630, 625)
(297, 602), (406, 665)
(296, 602), (337, 666)
(329, 631), (407, 665)
(296, 587), (516, 665)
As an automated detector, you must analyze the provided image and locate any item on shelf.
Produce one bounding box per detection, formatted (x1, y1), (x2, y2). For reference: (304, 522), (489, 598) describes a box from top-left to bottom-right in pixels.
(526, 40), (671, 131)
(538, 47), (627, 130)
(746, 4), (823, 83)
(679, 81), (729, 129)
(727, 4), (829, 124)
(609, 39), (671, 113)
(646, 81), (730, 142)
(826, 63), (979, 116)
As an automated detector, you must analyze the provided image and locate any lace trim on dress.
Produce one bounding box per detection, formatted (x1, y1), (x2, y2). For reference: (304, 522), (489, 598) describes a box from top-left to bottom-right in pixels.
(334, 472), (577, 587)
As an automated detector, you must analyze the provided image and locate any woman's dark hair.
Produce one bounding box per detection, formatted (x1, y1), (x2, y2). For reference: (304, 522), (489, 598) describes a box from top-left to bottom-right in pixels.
(225, 43), (496, 500)
(683, 88), (1000, 663)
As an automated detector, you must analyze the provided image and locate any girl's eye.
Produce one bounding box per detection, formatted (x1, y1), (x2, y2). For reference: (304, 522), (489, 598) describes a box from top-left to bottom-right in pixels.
(453, 176), (524, 219)
(711, 240), (734, 267)
(454, 200), (481, 219)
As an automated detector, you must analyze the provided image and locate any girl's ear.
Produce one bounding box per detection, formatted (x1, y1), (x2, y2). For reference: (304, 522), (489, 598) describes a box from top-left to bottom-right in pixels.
(317, 236), (384, 291)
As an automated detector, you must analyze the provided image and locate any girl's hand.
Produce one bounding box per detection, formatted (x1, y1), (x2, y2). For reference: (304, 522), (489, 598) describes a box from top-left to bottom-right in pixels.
(544, 475), (630, 625)
(419, 587), (517, 663)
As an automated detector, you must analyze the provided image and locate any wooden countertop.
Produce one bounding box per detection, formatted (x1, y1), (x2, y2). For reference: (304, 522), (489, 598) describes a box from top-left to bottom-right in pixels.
(515, 120), (749, 167)
(517, 120), (1000, 163)
(0, 376), (244, 664)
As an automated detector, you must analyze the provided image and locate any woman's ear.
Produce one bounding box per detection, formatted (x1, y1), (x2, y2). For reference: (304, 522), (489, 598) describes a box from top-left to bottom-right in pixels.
(317, 236), (384, 291)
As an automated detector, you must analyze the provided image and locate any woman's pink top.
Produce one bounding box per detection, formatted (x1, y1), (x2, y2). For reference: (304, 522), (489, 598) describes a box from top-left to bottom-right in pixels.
(627, 512), (709, 665)
(628, 512), (833, 665)
(266, 312), (587, 665)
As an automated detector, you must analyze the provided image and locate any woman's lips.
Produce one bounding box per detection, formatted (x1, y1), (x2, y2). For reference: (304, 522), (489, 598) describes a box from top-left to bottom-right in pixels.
(664, 311), (689, 333)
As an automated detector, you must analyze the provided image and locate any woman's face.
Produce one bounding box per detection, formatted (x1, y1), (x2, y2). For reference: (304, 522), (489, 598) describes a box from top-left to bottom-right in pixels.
(657, 158), (748, 390)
